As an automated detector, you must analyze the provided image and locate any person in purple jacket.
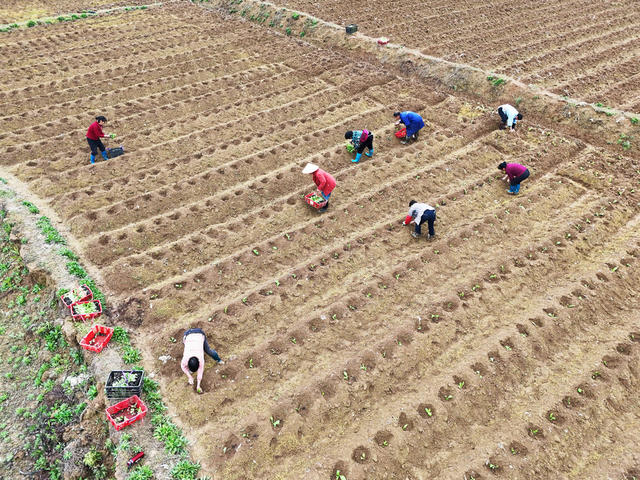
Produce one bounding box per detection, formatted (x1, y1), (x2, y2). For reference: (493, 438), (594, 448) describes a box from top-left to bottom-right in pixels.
(498, 161), (530, 195)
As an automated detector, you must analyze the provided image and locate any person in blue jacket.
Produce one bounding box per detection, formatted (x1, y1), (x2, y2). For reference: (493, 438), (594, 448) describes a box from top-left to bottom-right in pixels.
(394, 111), (425, 145)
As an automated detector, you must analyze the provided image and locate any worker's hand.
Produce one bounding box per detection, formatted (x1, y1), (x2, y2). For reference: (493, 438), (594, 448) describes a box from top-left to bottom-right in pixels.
(188, 376), (194, 385)
(508, 128), (515, 133)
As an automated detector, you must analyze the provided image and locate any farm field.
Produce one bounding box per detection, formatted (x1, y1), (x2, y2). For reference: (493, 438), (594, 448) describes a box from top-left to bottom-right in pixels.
(273, 0), (640, 111)
(1, 1), (640, 479)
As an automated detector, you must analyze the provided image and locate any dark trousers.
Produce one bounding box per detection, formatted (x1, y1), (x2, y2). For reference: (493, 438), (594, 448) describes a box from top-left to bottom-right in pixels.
(510, 169), (530, 186)
(87, 137), (106, 154)
(498, 107), (507, 124)
(415, 209), (436, 236)
(356, 134), (374, 153)
(184, 328), (221, 362)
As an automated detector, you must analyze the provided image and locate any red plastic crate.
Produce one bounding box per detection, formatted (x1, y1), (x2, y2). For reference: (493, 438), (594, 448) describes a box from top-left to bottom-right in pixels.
(80, 325), (113, 353)
(60, 285), (93, 308)
(304, 192), (327, 209)
(105, 395), (147, 431)
(71, 299), (102, 321)
(395, 127), (407, 138)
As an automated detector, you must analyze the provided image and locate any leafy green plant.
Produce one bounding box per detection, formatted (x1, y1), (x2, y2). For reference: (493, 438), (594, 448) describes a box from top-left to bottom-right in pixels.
(617, 133), (631, 151)
(631, 117), (639, 125)
(291, 12), (300, 19)
(128, 465), (153, 480)
(58, 248), (78, 260)
(36, 216), (65, 244)
(153, 415), (188, 454)
(21, 201), (39, 214)
(270, 416), (281, 428)
(122, 346), (141, 364)
(486, 75), (506, 87)
(335, 471), (347, 480)
(285, 27), (292, 35)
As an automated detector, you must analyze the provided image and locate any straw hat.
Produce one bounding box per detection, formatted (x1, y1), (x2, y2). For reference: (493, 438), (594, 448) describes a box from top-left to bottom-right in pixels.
(302, 163), (319, 174)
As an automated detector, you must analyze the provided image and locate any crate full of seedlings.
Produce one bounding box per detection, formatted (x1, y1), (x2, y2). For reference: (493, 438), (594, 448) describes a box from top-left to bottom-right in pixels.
(304, 192), (327, 209)
(105, 395), (147, 431)
(70, 299), (102, 321)
(79, 325), (113, 353)
(60, 285), (93, 308)
(106, 370), (144, 400)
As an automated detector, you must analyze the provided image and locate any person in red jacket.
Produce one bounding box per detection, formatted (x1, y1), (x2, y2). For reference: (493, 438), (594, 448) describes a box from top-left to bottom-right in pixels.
(86, 116), (114, 164)
(302, 163), (336, 213)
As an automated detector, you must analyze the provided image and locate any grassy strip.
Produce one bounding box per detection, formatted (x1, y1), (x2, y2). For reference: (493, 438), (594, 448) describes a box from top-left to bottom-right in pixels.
(0, 4), (155, 32)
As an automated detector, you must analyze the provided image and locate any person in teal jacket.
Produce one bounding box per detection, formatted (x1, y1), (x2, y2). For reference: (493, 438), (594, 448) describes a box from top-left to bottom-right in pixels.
(394, 111), (425, 144)
(345, 129), (374, 163)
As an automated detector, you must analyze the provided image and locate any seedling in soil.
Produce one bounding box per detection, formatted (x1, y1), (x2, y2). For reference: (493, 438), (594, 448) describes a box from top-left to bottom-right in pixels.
(472, 284), (480, 291)
(242, 432), (249, 438)
(511, 447), (517, 455)
(489, 274), (497, 279)
(174, 283), (182, 289)
(284, 233), (291, 240)
(434, 249), (440, 255)
(275, 280), (280, 286)
(348, 305), (356, 311)
(360, 364), (367, 371)
(290, 337), (296, 344)
(488, 463), (500, 472)
(270, 416), (281, 428)
(360, 451), (366, 460)
(577, 387), (584, 395)
(242, 297), (247, 304)
(381, 440), (389, 447)
(252, 249), (259, 256)
(331, 314), (337, 320)
(424, 407), (433, 417)
(548, 412), (557, 421)
(272, 246), (278, 250)
(631, 117), (639, 125)
(248, 358), (254, 368)
(395, 273), (401, 280)
(343, 371), (349, 381)
(291, 12), (300, 19)
(431, 314), (440, 321)
(504, 344), (512, 351)
(591, 371), (601, 379)
(458, 381), (465, 389)
(291, 274), (297, 279)
(335, 471), (347, 480)
(443, 394), (453, 401)
(402, 424), (408, 430)
(458, 291), (465, 298)
(529, 428), (540, 436)
(224, 306), (228, 314)
(366, 293), (372, 298)
(169, 337), (176, 343)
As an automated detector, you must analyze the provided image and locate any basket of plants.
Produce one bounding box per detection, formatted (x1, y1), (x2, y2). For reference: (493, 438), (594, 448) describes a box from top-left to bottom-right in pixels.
(395, 127), (407, 138)
(79, 325), (113, 353)
(345, 141), (355, 153)
(60, 285), (93, 307)
(105, 395), (147, 431)
(106, 370), (144, 400)
(304, 192), (327, 209)
(71, 299), (102, 321)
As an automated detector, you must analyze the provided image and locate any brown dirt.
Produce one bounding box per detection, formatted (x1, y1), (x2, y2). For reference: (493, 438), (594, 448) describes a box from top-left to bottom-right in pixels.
(1, 1), (640, 479)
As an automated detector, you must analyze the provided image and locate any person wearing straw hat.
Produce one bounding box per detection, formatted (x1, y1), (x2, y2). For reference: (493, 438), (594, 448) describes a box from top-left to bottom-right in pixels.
(302, 163), (336, 213)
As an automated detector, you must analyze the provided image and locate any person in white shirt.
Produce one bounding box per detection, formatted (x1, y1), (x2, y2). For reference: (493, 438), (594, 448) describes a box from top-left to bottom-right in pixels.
(181, 328), (224, 394)
(402, 200), (436, 239)
(497, 104), (523, 132)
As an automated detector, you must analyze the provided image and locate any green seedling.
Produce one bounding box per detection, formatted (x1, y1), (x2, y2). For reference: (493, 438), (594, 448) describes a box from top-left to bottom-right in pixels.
(431, 314), (440, 321)
(458, 291), (465, 298)
(458, 381), (464, 389)
(252, 249), (259, 256)
(360, 364), (367, 371)
(489, 463), (499, 471)
(291, 12), (300, 19)
(489, 274), (497, 279)
(335, 470), (346, 480)
(591, 371), (601, 379)
(577, 387), (584, 394)
(530, 428), (539, 436)
(242, 297), (247, 304)
(472, 284), (480, 291)
(402, 424), (408, 430)
(169, 337), (176, 343)
(275, 280), (280, 286)
(548, 412), (556, 421)
(504, 345), (512, 351)
(248, 358), (254, 368)
(284, 233), (291, 240)
(270, 416), (281, 428)
(511, 447), (517, 455)
(424, 407), (432, 417)
(331, 314), (337, 320)
(174, 283), (182, 289)
(443, 394), (453, 401)
(382, 440), (389, 447)
(343, 371), (348, 381)
(290, 337), (296, 344)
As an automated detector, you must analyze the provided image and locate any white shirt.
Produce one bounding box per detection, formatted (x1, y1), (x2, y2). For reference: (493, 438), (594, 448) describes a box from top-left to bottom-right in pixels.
(499, 104), (519, 128)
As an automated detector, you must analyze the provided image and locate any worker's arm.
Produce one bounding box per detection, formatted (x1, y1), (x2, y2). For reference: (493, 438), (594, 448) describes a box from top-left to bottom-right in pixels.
(196, 360), (204, 392)
(181, 358), (194, 384)
(402, 215), (413, 225)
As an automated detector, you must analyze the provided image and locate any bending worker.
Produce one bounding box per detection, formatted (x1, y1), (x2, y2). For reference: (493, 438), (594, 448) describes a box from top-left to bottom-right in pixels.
(181, 327), (224, 394)
(403, 200), (436, 239)
(345, 129), (374, 163)
(302, 163), (336, 213)
(394, 111), (425, 144)
(86, 115), (114, 164)
(498, 161), (530, 195)
(497, 104), (523, 132)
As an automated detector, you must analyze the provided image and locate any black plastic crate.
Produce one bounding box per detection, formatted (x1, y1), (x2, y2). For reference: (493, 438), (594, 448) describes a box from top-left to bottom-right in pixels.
(105, 370), (144, 400)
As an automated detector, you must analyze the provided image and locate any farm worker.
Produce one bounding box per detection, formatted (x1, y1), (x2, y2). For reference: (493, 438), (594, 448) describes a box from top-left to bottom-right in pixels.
(497, 104), (523, 132)
(302, 163), (336, 213)
(498, 161), (530, 195)
(86, 115), (114, 164)
(402, 200), (436, 239)
(181, 328), (224, 394)
(394, 111), (425, 144)
(345, 129), (374, 163)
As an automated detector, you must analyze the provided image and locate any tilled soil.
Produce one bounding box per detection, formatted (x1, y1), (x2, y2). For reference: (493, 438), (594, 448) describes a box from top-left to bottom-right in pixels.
(1, 2), (639, 479)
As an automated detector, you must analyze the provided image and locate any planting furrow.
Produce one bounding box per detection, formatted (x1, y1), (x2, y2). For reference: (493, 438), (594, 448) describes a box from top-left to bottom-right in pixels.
(3, 66), (324, 152)
(584, 69), (640, 106)
(180, 181), (638, 477)
(0, 40), (250, 114)
(207, 210), (639, 478)
(67, 99), (387, 236)
(136, 129), (580, 324)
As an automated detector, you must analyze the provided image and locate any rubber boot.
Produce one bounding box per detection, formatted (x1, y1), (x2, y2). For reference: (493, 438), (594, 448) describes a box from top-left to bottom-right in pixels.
(101, 150), (109, 161)
(365, 148), (373, 157)
(514, 183), (521, 194)
(352, 152), (362, 163)
(90, 154), (96, 164)
(507, 184), (517, 194)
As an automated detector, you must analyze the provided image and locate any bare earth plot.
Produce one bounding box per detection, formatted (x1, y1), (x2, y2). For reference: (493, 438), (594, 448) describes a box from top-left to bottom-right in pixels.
(274, 0), (640, 111)
(1, 2), (640, 479)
